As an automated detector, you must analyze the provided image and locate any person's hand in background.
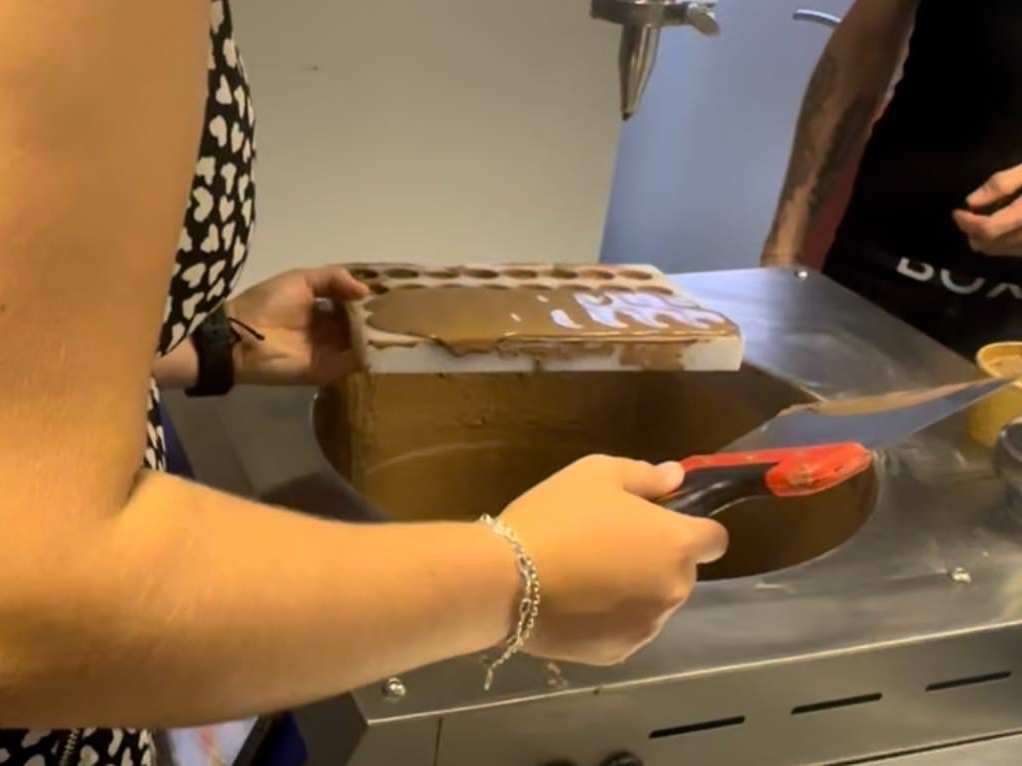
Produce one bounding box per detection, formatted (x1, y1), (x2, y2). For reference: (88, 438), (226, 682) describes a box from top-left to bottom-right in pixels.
(954, 164), (1022, 257)
(502, 456), (729, 666)
(227, 265), (369, 385)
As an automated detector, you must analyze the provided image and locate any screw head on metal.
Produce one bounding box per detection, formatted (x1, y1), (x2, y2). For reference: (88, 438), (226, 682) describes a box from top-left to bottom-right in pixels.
(382, 677), (407, 700)
(795, 268), (810, 280)
(950, 567), (972, 584)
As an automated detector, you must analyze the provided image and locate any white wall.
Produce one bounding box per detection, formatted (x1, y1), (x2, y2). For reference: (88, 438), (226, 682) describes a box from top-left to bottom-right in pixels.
(232, 0), (622, 288)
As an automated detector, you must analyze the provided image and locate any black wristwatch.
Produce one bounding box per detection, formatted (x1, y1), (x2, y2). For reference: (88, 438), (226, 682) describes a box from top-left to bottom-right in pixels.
(185, 304), (236, 397)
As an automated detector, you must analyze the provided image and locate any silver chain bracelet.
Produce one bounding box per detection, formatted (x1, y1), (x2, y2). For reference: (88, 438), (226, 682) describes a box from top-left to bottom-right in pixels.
(479, 514), (541, 691)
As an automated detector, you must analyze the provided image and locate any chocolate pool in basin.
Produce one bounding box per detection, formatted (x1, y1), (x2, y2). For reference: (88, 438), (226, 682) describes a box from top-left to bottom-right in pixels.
(314, 367), (877, 580)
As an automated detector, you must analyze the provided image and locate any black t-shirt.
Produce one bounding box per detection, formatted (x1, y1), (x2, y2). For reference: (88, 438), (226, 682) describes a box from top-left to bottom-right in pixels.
(826, 0), (1022, 356)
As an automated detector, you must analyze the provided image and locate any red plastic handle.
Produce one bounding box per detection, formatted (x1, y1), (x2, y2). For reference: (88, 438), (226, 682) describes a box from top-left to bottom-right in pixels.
(680, 443), (873, 498)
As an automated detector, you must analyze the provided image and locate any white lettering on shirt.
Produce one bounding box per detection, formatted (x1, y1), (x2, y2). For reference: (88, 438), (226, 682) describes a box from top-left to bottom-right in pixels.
(894, 258), (1022, 301)
(940, 271), (985, 295)
(897, 258), (935, 282)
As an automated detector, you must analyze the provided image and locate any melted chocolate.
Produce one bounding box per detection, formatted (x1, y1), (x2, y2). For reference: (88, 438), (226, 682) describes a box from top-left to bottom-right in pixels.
(314, 368), (877, 580)
(364, 286), (736, 359)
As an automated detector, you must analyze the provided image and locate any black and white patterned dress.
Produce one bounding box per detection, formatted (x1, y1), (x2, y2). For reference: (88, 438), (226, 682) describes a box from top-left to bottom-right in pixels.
(0, 1), (255, 764)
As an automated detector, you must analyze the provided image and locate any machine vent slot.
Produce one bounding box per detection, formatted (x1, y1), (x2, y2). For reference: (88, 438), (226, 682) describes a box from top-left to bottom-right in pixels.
(649, 716), (746, 740)
(926, 671), (1012, 692)
(791, 693), (882, 716)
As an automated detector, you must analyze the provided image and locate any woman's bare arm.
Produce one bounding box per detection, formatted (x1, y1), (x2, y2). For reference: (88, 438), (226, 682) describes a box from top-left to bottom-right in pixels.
(3, 472), (517, 727)
(0, 3), (735, 731)
(152, 342), (200, 389)
(0, 2), (729, 730)
(0, 1), (515, 728)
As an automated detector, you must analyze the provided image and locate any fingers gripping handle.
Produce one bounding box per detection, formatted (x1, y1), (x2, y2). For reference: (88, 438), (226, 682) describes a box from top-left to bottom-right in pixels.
(658, 443), (873, 519)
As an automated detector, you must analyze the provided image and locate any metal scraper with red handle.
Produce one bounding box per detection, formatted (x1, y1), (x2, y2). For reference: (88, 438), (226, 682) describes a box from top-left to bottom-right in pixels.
(659, 443), (873, 518)
(657, 378), (1010, 518)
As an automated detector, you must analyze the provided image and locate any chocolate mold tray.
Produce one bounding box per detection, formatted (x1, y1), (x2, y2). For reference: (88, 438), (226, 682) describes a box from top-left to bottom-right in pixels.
(343, 263), (744, 374)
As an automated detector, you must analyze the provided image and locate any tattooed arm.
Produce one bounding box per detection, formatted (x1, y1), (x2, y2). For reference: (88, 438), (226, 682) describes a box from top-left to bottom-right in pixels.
(761, 0), (919, 267)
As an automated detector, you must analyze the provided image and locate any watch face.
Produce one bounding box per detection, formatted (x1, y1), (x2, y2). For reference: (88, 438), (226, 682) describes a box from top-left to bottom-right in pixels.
(187, 306), (236, 397)
(202, 306), (236, 346)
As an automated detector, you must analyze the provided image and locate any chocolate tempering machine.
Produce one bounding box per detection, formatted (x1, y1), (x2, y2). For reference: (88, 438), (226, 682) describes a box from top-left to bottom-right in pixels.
(169, 269), (1022, 765)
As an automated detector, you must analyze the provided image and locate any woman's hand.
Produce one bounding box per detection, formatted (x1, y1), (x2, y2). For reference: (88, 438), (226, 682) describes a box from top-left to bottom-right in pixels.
(954, 164), (1022, 257)
(227, 265), (369, 386)
(500, 455), (729, 666)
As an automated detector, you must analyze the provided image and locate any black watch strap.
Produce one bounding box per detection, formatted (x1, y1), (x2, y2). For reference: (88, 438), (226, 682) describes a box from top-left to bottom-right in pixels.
(185, 304), (236, 397)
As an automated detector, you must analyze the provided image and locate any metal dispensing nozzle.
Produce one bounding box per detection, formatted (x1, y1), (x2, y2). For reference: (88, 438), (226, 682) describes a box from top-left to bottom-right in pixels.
(591, 0), (720, 121)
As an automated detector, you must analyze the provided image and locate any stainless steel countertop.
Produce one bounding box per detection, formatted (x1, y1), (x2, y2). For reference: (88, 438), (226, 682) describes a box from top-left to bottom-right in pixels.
(334, 268), (1018, 719)
(890, 734), (1022, 764)
(165, 268), (1022, 764)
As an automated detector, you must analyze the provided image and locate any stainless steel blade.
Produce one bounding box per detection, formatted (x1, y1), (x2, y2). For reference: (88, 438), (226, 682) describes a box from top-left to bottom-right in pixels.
(722, 378), (1010, 452)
